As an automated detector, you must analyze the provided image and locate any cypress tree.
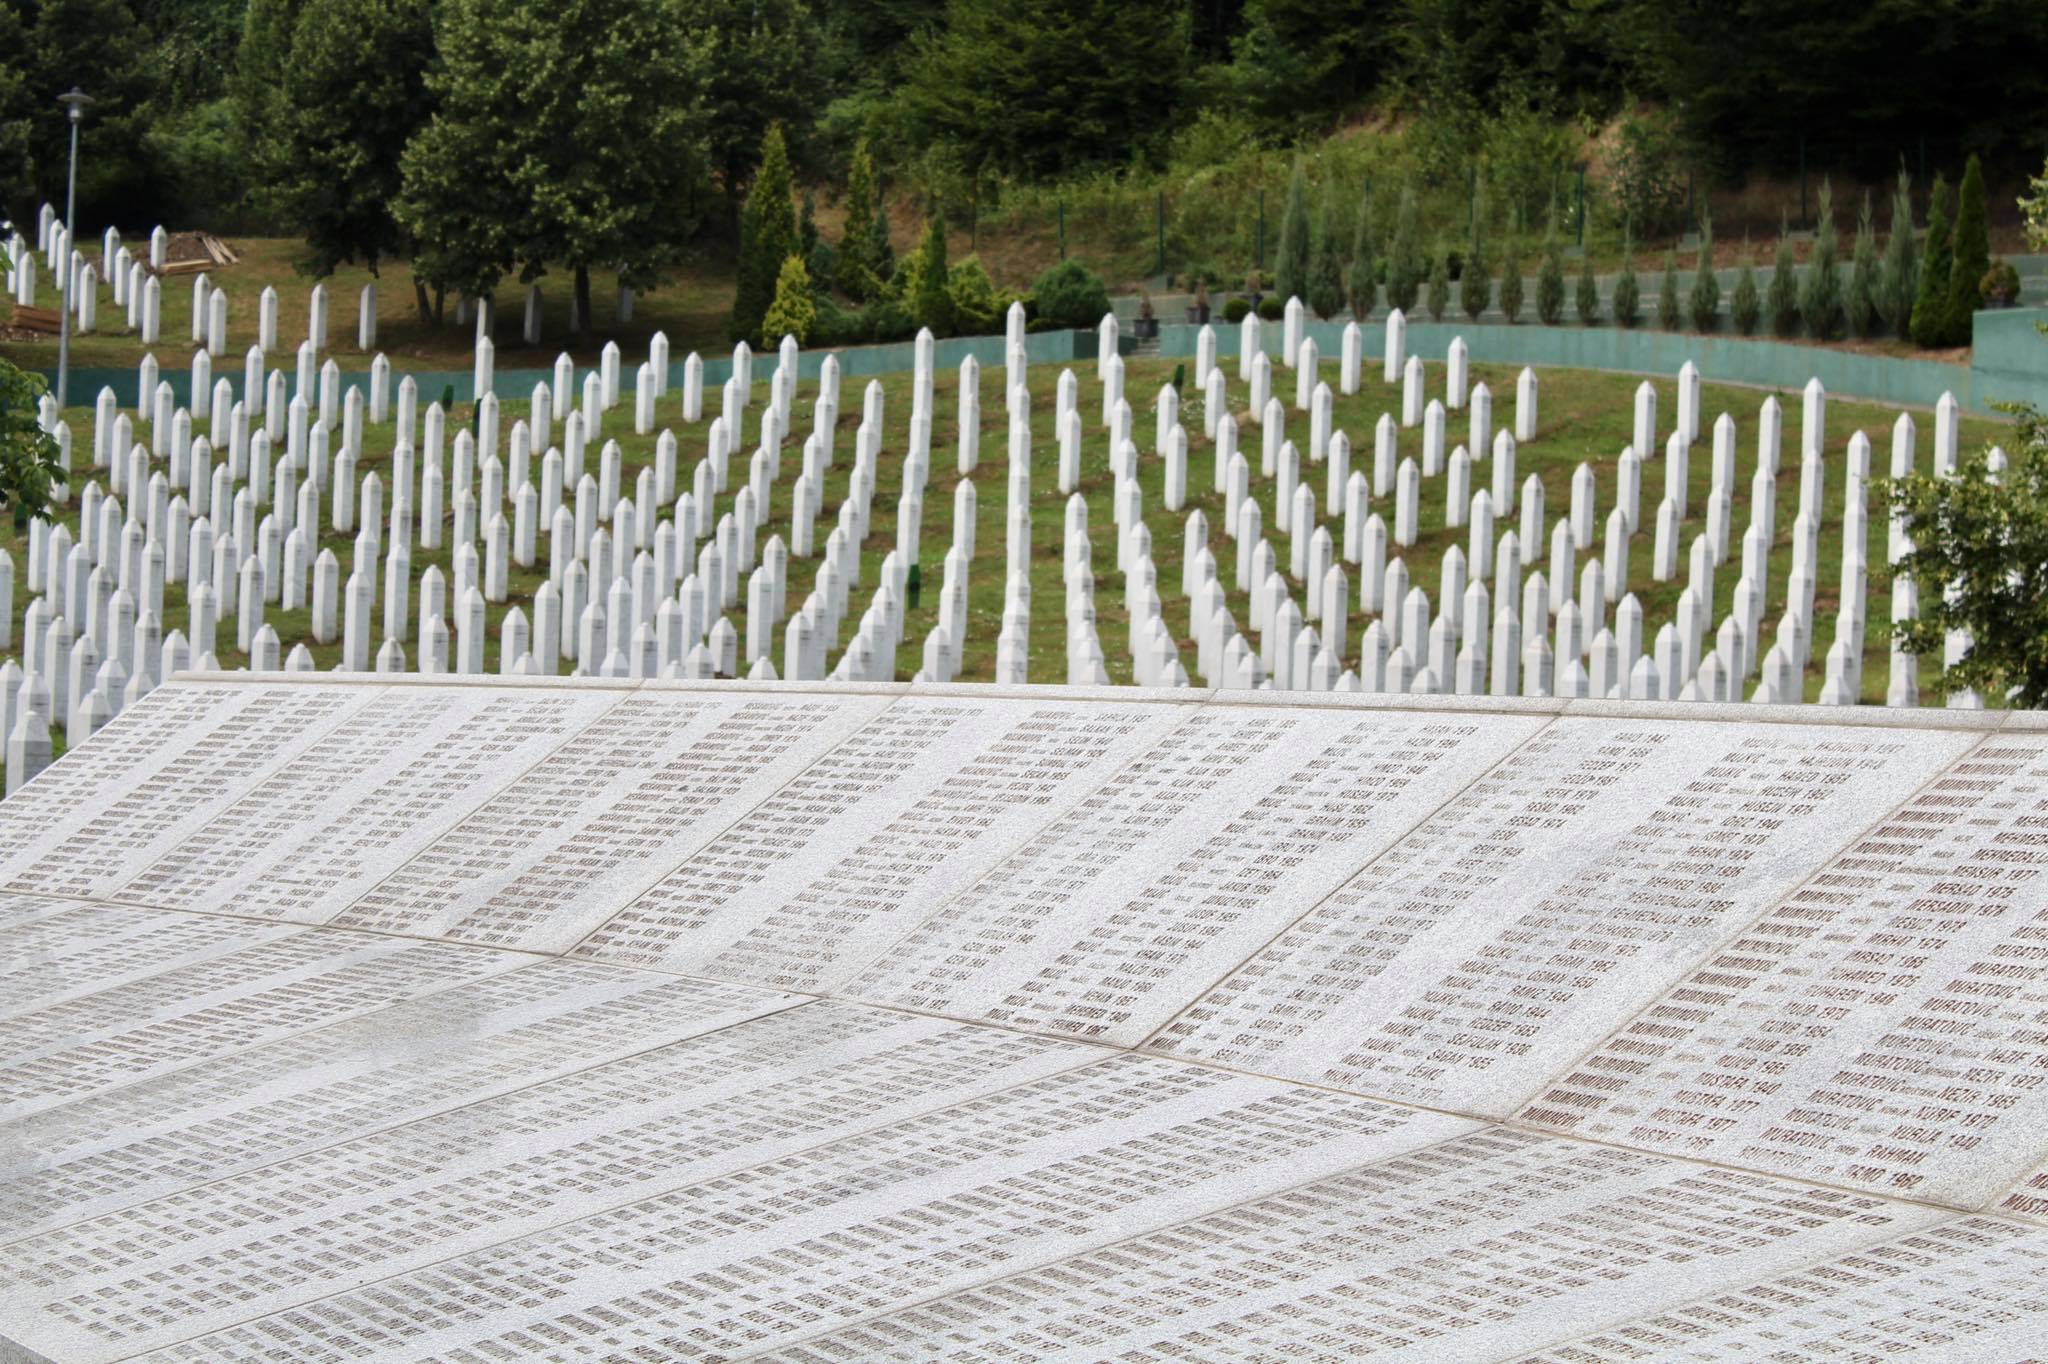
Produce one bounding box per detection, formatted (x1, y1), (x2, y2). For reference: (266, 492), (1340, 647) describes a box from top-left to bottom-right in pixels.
(1656, 247), (1682, 329)
(1910, 174), (1953, 347)
(870, 198), (895, 282)
(836, 142), (877, 299)
(1612, 227), (1640, 327)
(913, 211), (953, 336)
(1500, 237), (1525, 323)
(1461, 233), (1491, 321)
(1880, 167), (1919, 341)
(1466, 188), (1499, 321)
(1574, 250), (1599, 324)
(1799, 180), (1842, 339)
(1846, 192), (1880, 337)
(1275, 162), (1311, 304)
(1945, 153), (1990, 344)
(761, 253), (816, 345)
(1730, 245), (1761, 334)
(1767, 215), (1800, 336)
(1385, 187), (1422, 313)
(1688, 212), (1720, 332)
(1306, 184), (1345, 319)
(1536, 228), (1565, 325)
(1425, 245), (1451, 321)
(1347, 181), (1376, 317)
(732, 124), (797, 343)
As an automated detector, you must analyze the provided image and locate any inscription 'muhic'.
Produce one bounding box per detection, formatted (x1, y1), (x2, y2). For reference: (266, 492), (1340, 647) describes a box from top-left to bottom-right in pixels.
(0, 931), (521, 1123)
(756, 1129), (1936, 1364)
(333, 693), (888, 952)
(847, 708), (1544, 1045)
(100, 1054), (1472, 1364)
(113, 689), (620, 922)
(0, 684), (373, 898)
(1512, 1215), (2048, 1363)
(0, 960), (796, 1239)
(577, 699), (1188, 992)
(1524, 736), (2048, 1210)
(1152, 720), (1974, 1118)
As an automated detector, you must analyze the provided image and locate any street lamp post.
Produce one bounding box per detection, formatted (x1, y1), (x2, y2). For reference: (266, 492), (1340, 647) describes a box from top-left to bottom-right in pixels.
(54, 86), (92, 411)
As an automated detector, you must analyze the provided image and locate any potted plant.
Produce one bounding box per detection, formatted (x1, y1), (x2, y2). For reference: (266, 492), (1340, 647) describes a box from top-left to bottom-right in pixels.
(1135, 290), (1159, 340)
(1187, 280), (1210, 325)
(1981, 260), (2021, 308)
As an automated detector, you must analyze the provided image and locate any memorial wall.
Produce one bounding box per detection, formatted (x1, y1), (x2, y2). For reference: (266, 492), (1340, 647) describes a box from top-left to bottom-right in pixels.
(3, 675), (2048, 1362)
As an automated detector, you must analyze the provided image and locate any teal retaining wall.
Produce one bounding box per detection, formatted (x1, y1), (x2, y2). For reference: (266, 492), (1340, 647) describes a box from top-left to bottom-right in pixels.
(1159, 319), (1996, 413)
(32, 309), (2040, 418)
(40, 329), (1080, 411)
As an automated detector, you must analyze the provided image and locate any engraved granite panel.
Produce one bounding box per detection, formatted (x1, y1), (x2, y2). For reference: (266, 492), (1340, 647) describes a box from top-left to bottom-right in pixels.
(98, 1053), (1474, 1363)
(848, 706), (1547, 1045)
(1152, 717), (1974, 1118)
(331, 692), (891, 952)
(577, 696), (1193, 992)
(112, 688), (623, 922)
(0, 959), (798, 1239)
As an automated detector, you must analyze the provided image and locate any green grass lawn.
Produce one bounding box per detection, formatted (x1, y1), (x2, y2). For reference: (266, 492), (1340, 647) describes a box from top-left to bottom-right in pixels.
(17, 349), (2007, 716)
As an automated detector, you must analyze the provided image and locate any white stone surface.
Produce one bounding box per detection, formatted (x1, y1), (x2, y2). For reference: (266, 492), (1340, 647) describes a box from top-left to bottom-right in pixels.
(2, 678), (2047, 1363)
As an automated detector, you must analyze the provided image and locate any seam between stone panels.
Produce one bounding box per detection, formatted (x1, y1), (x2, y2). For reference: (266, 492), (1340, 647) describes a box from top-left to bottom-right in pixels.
(1130, 711), (1571, 1055)
(313, 684), (642, 932)
(0, 964), (817, 1251)
(559, 688), (919, 961)
(1502, 726), (2009, 1154)
(90, 1035), (1123, 1363)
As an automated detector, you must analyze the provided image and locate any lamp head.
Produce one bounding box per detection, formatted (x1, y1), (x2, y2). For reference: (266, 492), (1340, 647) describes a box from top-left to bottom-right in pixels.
(56, 88), (93, 122)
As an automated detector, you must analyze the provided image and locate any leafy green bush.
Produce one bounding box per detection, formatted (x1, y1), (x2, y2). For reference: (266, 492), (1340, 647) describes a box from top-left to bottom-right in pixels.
(1257, 295), (1285, 320)
(1499, 239), (1524, 323)
(1982, 259), (2021, 306)
(1426, 248), (1451, 320)
(869, 297), (918, 342)
(1607, 110), (1686, 237)
(1030, 259), (1111, 329)
(1575, 253), (1600, 325)
(811, 296), (872, 347)
(948, 256), (1001, 334)
(1224, 296), (1252, 324)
